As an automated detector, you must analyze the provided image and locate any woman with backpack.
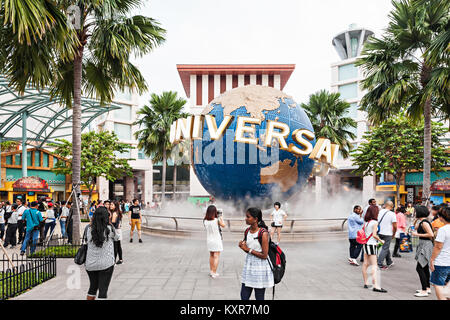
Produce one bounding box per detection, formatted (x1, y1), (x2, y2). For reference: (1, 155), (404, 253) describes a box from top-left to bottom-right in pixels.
(360, 205), (387, 293)
(203, 205), (225, 278)
(84, 206), (119, 300)
(411, 205), (434, 297)
(238, 207), (274, 300)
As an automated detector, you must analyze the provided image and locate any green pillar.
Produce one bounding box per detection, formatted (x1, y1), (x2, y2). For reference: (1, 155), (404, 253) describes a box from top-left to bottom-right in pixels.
(22, 112), (27, 177)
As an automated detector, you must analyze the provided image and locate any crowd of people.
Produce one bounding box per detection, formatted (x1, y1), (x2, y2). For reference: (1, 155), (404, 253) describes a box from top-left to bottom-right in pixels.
(348, 199), (450, 300)
(0, 198), (75, 254)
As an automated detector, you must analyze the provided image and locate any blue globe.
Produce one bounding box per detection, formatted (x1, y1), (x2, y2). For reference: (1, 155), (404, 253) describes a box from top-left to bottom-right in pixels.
(192, 85), (316, 204)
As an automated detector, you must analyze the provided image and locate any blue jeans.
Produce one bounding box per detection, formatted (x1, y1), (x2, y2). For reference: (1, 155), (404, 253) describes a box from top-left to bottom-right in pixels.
(44, 221), (56, 239)
(60, 220), (66, 237)
(20, 229), (39, 254)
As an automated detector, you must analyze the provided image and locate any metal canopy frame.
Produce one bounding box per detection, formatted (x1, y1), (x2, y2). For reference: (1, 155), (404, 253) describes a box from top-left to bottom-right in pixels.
(0, 76), (124, 148)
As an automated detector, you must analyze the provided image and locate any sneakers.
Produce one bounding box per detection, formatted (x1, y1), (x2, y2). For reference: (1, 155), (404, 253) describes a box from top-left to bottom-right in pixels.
(130, 238), (133, 243)
(387, 262), (395, 268)
(414, 291), (429, 297)
(393, 253), (402, 258)
(373, 288), (387, 293)
(351, 259), (360, 266)
(116, 260), (123, 265)
(139, 239), (143, 243)
(20, 251), (25, 256)
(415, 289), (431, 294)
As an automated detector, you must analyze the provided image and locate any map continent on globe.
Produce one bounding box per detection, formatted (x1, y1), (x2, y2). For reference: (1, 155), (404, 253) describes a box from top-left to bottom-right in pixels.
(192, 85), (316, 204)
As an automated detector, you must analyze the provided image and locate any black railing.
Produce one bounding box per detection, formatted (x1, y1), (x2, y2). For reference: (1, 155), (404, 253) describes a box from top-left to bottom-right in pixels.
(1, 253), (57, 300)
(26, 236), (81, 258)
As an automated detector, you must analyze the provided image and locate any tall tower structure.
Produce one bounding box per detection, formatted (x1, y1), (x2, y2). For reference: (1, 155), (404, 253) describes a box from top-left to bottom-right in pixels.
(327, 24), (376, 201)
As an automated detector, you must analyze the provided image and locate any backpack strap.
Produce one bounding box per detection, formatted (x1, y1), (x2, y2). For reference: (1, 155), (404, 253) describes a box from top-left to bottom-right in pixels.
(243, 227), (250, 241)
(257, 227), (268, 246)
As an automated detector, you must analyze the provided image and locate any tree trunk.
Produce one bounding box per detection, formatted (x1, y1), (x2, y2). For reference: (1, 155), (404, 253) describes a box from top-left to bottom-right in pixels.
(71, 46), (83, 243)
(161, 148), (166, 208)
(422, 97), (432, 206)
(173, 162), (177, 200)
(395, 176), (401, 208)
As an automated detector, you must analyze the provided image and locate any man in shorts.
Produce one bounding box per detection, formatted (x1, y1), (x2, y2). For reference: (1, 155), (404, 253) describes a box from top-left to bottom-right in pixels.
(430, 206), (450, 300)
(129, 199), (143, 243)
(270, 202), (287, 245)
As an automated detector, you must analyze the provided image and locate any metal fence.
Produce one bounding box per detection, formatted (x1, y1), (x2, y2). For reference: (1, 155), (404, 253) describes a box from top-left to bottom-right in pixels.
(1, 253), (57, 300)
(26, 236), (81, 258)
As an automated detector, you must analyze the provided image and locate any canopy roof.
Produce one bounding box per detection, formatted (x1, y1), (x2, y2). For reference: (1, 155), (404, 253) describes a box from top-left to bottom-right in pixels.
(0, 76), (123, 148)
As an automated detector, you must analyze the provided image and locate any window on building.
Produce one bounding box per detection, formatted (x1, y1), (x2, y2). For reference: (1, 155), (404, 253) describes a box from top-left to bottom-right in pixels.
(114, 90), (132, 102)
(35, 151), (40, 167)
(338, 83), (358, 100)
(43, 153), (49, 167)
(53, 157), (58, 167)
(338, 64), (358, 81)
(14, 154), (21, 165)
(138, 149), (149, 160)
(27, 151), (32, 167)
(114, 123), (132, 141)
(350, 37), (358, 57)
(114, 105), (132, 121)
(6, 156), (12, 165)
(114, 150), (131, 159)
(345, 103), (358, 120)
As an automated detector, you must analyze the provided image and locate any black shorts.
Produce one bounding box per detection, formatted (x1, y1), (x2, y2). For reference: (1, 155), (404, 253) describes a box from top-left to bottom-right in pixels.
(271, 222), (282, 228)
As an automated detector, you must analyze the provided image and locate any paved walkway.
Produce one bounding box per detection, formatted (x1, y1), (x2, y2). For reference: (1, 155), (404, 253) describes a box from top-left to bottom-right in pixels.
(13, 226), (441, 300)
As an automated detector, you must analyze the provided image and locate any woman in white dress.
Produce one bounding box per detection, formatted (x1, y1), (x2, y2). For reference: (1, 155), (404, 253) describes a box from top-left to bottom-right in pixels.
(239, 207), (274, 300)
(203, 205), (225, 278)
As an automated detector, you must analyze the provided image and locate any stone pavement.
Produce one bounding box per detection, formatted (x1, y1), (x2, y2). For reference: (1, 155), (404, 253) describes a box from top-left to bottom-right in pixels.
(13, 226), (441, 300)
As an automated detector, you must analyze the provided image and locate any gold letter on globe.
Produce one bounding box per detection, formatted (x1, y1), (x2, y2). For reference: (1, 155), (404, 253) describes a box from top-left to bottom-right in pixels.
(204, 115), (233, 140)
(264, 120), (290, 150)
(235, 117), (261, 145)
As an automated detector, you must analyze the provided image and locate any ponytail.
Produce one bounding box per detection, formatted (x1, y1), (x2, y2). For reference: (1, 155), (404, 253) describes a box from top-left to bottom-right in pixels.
(246, 207), (268, 230)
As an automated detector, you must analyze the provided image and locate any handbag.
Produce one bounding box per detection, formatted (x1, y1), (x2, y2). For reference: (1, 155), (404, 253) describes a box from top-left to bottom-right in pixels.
(74, 227), (89, 265)
(356, 222), (373, 244)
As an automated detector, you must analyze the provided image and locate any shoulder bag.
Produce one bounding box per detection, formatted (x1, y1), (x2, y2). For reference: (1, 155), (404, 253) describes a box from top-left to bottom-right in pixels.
(74, 226), (89, 265)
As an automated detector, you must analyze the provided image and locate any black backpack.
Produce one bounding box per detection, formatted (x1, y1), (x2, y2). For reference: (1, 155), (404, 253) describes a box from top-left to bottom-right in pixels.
(243, 227), (286, 299)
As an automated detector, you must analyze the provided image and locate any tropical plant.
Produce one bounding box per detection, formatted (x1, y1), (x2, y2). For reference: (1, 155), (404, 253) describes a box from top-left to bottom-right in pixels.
(356, 0), (449, 205)
(301, 90), (357, 158)
(0, 0), (166, 242)
(0, 141), (19, 152)
(352, 117), (448, 206)
(134, 92), (188, 207)
(170, 140), (190, 199)
(49, 131), (133, 209)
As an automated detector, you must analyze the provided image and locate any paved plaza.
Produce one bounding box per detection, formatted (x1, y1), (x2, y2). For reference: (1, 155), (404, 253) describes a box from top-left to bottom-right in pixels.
(13, 221), (438, 300)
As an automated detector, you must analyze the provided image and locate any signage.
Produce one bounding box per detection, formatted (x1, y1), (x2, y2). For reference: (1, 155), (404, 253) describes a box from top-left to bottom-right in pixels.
(13, 176), (51, 192)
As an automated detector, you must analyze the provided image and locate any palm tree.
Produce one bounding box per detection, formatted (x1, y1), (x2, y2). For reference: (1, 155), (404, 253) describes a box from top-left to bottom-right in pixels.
(301, 90), (357, 158)
(356, 0), (449, 205)
(1, 0), (166, 242)
(134, 92), (188, 207)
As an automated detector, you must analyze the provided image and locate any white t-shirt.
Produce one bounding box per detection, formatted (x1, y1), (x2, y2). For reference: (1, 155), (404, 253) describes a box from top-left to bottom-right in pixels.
(0, 208), (5, 224)
(16, 205), (27, 221)
(377, 209), (397, 236)
(271, 209), (287, 226)
(434, 224), (450, 266)
(45, 209), (55, 223)
(364, 220), (378, 245)
(60, 207), (69, 219)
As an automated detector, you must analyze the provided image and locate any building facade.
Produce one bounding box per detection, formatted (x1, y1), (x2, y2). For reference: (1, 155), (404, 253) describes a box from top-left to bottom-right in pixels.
(93, 91), (154, 205)
(316, 24), (376, 203)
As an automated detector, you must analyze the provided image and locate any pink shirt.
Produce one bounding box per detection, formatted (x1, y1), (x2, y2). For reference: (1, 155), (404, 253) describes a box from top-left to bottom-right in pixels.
(395, 212), (407, 232)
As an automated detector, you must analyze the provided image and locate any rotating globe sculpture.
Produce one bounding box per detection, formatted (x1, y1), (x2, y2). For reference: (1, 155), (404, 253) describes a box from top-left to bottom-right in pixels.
(191, 85), (316, 204)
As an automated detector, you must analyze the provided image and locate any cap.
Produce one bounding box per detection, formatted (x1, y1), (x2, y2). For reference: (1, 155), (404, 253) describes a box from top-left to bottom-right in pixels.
(48, 203), (53, 207)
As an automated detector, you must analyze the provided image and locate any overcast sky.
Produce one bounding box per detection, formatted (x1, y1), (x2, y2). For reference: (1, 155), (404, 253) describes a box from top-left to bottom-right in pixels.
(131, 0), (393, 107)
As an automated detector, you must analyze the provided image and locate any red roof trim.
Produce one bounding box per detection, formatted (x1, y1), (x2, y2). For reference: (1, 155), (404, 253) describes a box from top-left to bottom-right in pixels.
(176, 64), (295, 97)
